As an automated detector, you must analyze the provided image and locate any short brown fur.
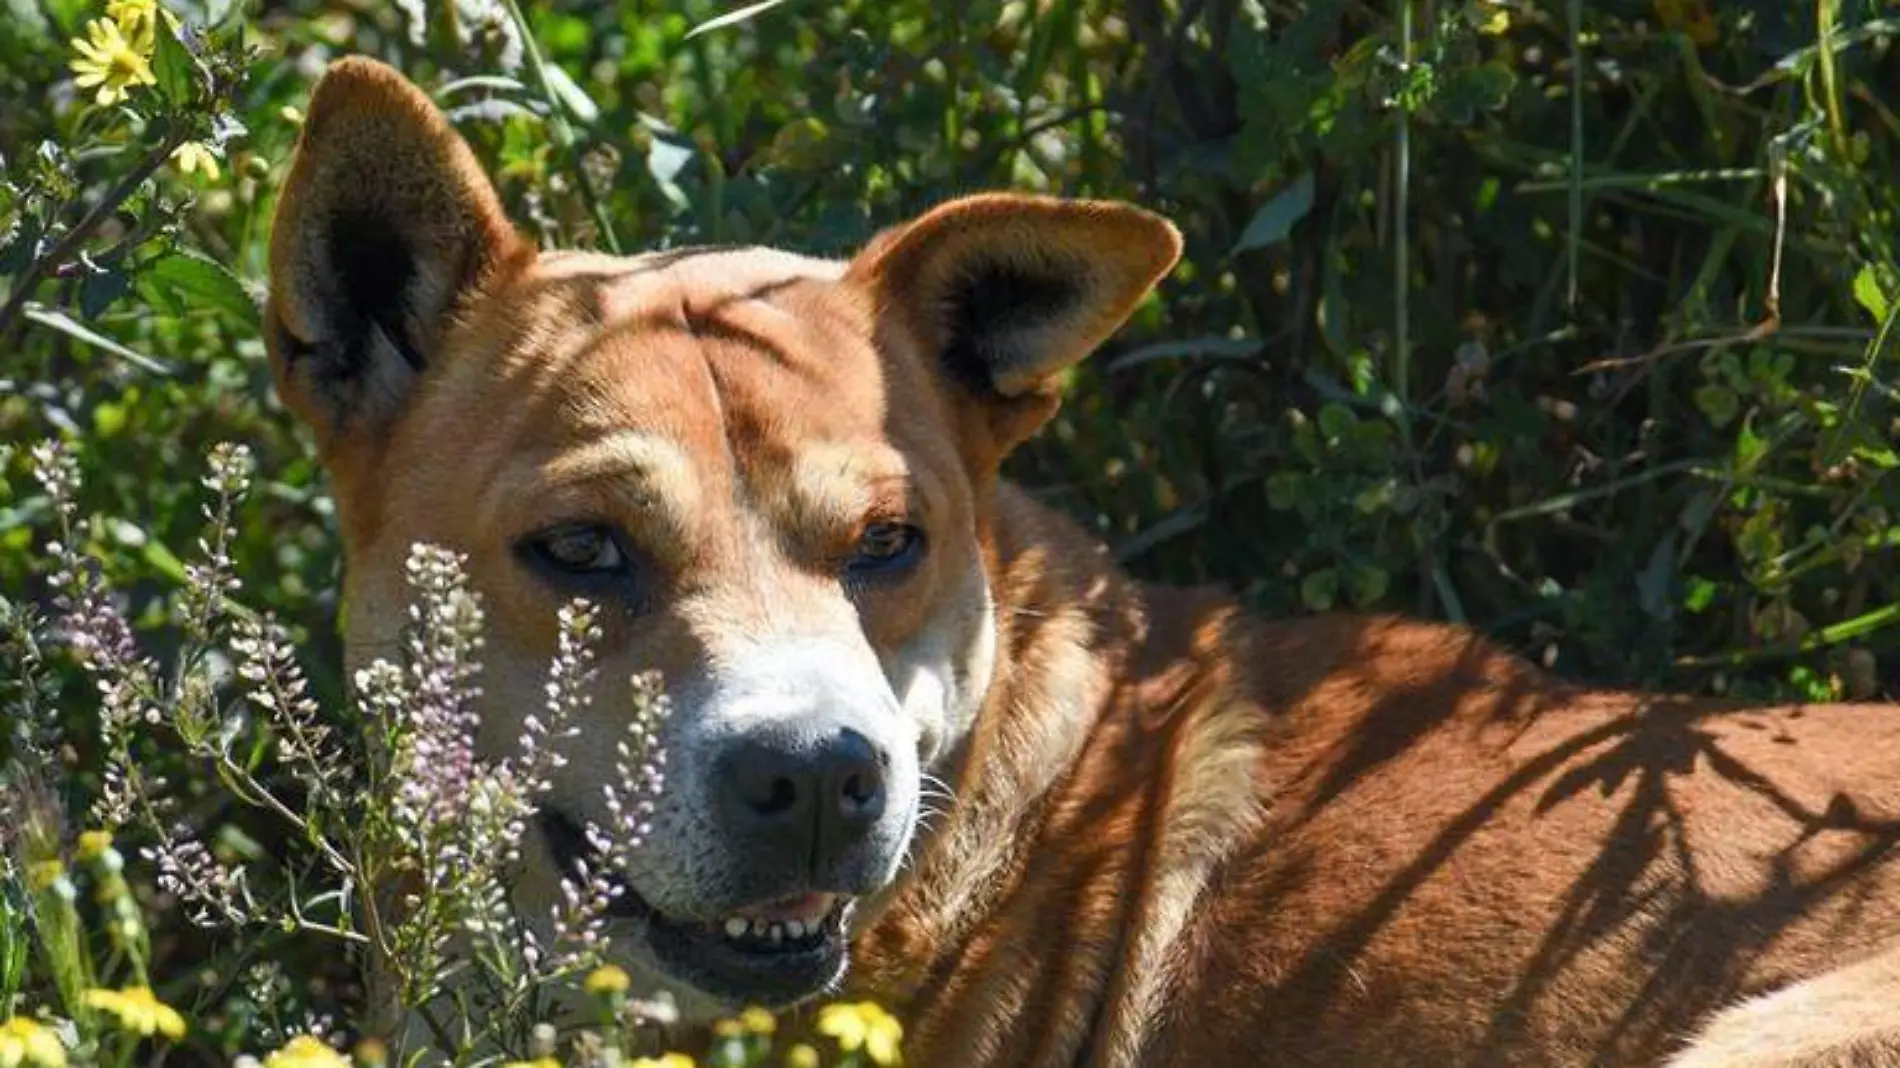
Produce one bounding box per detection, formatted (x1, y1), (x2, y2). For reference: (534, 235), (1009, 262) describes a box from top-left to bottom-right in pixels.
(269, 59), (1900, 1067)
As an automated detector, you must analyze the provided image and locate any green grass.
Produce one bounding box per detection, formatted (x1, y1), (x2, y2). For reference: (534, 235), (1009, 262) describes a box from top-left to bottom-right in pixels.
(2, 0), (1898, 1062)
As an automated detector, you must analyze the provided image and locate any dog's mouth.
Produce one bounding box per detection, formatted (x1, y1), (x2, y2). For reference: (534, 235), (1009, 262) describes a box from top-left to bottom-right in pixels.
(538, 809), (850, 1006)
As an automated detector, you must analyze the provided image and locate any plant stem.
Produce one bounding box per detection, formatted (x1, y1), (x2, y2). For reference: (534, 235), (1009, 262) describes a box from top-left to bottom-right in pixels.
(1567, 0), (1583, 311)
(498, 0), (622, 254)
(0, 126), (191, 339)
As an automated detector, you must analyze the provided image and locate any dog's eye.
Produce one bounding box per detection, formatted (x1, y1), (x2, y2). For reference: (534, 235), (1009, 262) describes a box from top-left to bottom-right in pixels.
(524, 523), (626, 575)
(848, 522), (924, 577)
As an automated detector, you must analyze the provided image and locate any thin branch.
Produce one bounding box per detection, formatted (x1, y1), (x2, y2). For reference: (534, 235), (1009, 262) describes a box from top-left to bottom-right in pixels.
(0, 126), (192, 339)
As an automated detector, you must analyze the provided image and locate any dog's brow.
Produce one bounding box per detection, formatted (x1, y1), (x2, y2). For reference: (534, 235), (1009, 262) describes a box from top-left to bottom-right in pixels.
(481, 430), (702, 538)
(539, 430), (697, 491)
(789, 444), (913, 527)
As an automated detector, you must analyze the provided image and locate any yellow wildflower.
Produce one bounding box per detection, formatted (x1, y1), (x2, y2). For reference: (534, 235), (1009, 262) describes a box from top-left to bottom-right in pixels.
(783, 1045), (820, 1068)
(628, 1056), (694, 1068)
(1471, 1), (1509, 35)
(69, 17), (155, 107)
(739, 1006), (776, 1035)
(500, 1060), (559, 1068)
(0, 1016), (68, 1068)
(261, 1035), (350, 1068)
(81, 987), (186, 1040)
(351, 1037), (388, 1068)
(583, 964), (630, 996)
(171, 142), (220, 181)
(24, 861), (63, 893)
(817, 1002), (903, 1066)
(104, 0), (160, 50)
(76, 830), (113, 861)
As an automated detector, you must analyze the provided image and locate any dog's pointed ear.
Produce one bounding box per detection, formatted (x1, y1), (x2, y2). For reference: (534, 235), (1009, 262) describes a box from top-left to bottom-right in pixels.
(265, 57), (529, 445)
(847, 193), (1181, 454)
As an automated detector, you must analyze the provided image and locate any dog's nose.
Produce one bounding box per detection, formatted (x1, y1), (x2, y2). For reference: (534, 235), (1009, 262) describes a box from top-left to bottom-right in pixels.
(721, 728), (888, 872)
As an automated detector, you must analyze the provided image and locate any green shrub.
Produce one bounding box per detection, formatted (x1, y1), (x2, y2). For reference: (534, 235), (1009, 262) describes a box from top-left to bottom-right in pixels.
(3, 0), (1897, 1062)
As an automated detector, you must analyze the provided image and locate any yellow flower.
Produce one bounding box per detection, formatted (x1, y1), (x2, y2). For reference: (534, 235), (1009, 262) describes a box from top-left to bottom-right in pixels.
(0, 1016), (68, 1068)
(500, 1060), (559, 1068)
(171, 142), (220, 181)
(69, 17), (156, 107)
(1471, 1), (1509, 35)
(75, 831), (113, 862)
(628, 1056), (694, 1068)
(583, 964), (630, 996)
(783, 1045), (820, 1068)
(261, 1035), (349, 1068)
(24, 861), (63, 893)
(81, 987), (186, 1040)
(351, 1037), (388, 1068)
(104, 0), (158, 50)
(739, 1006), (776, 1035)
(816, 1002), (903, 1066)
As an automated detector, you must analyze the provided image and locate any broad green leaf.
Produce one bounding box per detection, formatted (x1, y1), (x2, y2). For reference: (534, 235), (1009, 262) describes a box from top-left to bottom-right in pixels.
(1300, 568), (1339, 612)
(1693, 383), (1739, 428)
(1233, 173), (1315, 254)
(1347, 564), (1389, 607)
(79, 267), (130, 319)
(1852, 263), (1889, 324)
(146, 252), (259, 328)
(152, 18), (198, 106)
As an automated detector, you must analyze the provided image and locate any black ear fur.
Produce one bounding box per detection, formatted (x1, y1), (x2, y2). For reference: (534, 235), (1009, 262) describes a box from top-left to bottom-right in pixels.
(265, 57), (525, 441)
(850, 193), (1181, 408)
(938, 257), (1086, 396)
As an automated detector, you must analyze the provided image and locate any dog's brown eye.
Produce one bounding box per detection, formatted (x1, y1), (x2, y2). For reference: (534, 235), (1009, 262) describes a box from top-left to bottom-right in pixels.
(526, 524), (625, 574)
(848, 522), (924, 577)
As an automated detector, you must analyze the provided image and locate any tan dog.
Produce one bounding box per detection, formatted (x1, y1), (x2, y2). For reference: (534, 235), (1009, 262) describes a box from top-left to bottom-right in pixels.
(267, 57), (1900, 1067)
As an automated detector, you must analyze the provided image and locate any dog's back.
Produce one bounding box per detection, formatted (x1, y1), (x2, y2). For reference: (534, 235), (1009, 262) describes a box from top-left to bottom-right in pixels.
(853, 486), (1900, 1066)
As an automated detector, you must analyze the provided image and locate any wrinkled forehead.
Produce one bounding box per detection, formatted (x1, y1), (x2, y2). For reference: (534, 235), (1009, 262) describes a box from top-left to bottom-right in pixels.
(408, 245), (953, 526)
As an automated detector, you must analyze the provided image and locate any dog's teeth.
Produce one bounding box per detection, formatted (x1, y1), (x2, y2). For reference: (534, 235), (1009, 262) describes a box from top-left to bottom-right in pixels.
(786, 919), (805, 938)
(724, 917), (748, 939)
(769, 923), (785, 943)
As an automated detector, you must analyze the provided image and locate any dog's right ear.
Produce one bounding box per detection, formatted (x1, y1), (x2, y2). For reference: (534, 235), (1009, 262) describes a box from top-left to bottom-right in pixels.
(266, 57), (528, 446)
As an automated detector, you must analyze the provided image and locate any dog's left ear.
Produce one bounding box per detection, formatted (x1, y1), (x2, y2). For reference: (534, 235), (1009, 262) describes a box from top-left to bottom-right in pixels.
(847, 193), (1182, 454)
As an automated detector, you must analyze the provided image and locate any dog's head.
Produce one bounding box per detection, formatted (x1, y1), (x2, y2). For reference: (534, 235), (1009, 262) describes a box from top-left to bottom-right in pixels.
(266, 57), (1179, 1013)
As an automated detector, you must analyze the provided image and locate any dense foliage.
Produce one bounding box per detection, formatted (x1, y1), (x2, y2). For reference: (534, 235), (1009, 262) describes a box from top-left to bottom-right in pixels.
(3, 0), (1898, 1063)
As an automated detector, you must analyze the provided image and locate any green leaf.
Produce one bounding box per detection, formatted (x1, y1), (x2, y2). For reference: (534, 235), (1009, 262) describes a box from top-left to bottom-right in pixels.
(0, 217), (42, 278)
(542, 63), (600, 125)
(1300, 568), (1339, 612)
(1317, 402), (1357, 440)
(1682, 576), (1719, 614)
(79, 267), (130, 319)
(1852, 263), (1889, 324)
(1347, 564), (1389, 607)
(152, 18), (199, 106)
(21, 304), (171, 374)
(1693, 383), (1739, 428)
(1265, 472), (1305, 511)
(1108, 336), (1263, 372)
(1232, 173), (1315, 254)
(145, 252), (259, 328)
(687, 0), (802, 38)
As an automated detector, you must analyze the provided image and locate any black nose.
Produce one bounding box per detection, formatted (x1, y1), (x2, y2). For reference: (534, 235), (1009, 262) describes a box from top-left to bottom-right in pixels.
(719, 728), (888, 874)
